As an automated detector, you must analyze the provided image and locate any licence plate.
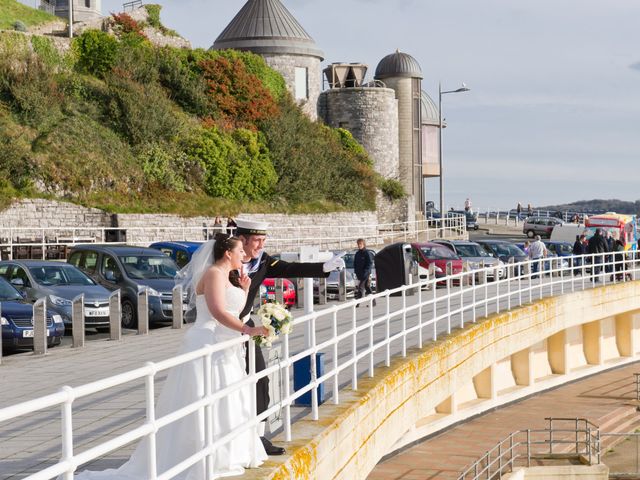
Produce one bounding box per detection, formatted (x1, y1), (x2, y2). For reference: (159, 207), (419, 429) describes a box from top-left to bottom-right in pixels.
(164, 304), (188, 311)
(85, 307), (109, 317)
(23, 330), (50, 338)
(327, 293), (338, 300)
(266, 293), (275, 300)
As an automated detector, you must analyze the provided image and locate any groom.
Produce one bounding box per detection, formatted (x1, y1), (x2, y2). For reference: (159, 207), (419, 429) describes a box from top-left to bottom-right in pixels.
(235, 219), (345, 455)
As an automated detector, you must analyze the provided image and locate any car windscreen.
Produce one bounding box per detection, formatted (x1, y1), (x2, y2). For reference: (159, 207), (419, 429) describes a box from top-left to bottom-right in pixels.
(343, 253), (355, 269)
(29, 265), (96, 286)
(419, 246), (458, 260)
(0, 278), (23, 301)
(490, 243), (525, 257)
(118, 255), (178, 279)
(454, 244), (491, 258)
(555, 243), (573, 254)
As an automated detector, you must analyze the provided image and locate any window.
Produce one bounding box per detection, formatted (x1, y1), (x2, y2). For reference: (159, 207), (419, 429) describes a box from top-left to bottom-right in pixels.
(10, 267), (30, 287)
(68, 252), (82, 268)
(85, 0), (91, 8)
(294, 67), (308, 100)
(0, 264), (9, 277)
(175, 250), (190, 269)
(83, 251), (98, 273)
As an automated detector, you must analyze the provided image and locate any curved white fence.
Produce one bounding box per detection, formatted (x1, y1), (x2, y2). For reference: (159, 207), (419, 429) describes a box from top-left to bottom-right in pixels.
(0, 250), (637, 479)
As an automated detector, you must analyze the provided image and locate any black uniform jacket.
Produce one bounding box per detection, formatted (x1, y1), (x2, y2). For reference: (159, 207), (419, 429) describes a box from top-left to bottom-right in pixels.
(240, 252), (327, 318)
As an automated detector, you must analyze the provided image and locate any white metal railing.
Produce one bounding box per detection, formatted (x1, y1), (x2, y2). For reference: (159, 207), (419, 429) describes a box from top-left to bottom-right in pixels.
(1, 249), (638, 479)
(0, 217), (466, 261)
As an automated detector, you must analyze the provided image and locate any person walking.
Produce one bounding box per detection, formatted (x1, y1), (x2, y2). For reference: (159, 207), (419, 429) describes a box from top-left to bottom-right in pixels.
(588, 228), (609, 281)
(464, 197), (472, 213)
(516, 202), (522, 220)
(527, 203), (533, 216)
(572, 234), (586, 274)
(528, 235), (547, 278)
(354, 238), (374, 306)
(234, 219), (345, 455)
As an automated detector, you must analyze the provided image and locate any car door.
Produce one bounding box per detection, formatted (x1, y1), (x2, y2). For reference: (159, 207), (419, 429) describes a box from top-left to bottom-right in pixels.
(98, 253), (122, 291)
(9, 265), (37, 302)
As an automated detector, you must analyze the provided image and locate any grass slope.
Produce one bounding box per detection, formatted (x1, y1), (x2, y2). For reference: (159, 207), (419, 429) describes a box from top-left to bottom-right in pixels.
(0, 0), (58, 30)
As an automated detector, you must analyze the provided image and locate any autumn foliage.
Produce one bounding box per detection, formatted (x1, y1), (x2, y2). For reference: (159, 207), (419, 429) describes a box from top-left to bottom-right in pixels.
(199, 56), (279, 130)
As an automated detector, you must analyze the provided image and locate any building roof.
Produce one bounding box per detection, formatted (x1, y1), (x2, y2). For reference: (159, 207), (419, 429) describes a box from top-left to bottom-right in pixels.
(374, 50), (423, 80)
(421, 91), (440, 126)
(211, 0), (324, 60)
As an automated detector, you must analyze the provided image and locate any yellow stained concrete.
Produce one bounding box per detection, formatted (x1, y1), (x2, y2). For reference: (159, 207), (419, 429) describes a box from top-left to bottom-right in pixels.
(251, 283), (640, 480)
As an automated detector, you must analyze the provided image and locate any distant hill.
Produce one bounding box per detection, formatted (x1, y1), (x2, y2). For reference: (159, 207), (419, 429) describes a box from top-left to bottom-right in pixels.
(0, 0), (57, 30)
(538, 199), (640, 216)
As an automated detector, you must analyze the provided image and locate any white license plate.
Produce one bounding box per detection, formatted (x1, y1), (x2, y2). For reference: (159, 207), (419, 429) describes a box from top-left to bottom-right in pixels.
(23, 330), (50, 338)
(327, 293), (338, 300)
(164, 304), (188, 311)
(85, 307), (109, 317)
(266, 293), (275, 300)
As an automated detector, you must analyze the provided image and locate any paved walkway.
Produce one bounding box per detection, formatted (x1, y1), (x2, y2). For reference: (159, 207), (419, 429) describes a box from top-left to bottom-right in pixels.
(368, 361), (640, 479)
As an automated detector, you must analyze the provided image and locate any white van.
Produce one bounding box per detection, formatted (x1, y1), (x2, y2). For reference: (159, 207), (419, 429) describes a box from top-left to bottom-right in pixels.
(550, 224), (587, 243)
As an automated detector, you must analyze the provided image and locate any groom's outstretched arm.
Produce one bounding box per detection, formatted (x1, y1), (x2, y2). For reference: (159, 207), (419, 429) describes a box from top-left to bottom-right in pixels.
(264, 254), (328, 279)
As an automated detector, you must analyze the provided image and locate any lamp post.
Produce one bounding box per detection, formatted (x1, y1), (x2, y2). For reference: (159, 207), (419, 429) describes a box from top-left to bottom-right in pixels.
(438, 82), (469, 234)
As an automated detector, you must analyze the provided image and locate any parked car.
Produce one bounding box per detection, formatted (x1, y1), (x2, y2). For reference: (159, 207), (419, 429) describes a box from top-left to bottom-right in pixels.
(68, 245), (185, 329)
(260, 278), (296, 307)
(446, 210), (479, 230)
(148, 241), (203, 269)
(0, 260), (112, 330)
(433, 240), (505, 280)
(543, 241), (574, 259)
(0, 276), (64, 350)
(313, 269), (358, 301)
(515, 243), (569, 271)
(522, 216), (564, 238)
(410, 242), (464, 282)
(477, 240), (528, 275)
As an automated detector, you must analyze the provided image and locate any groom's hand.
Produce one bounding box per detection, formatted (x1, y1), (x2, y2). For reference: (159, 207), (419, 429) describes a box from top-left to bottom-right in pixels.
(323, 252), (346, 273)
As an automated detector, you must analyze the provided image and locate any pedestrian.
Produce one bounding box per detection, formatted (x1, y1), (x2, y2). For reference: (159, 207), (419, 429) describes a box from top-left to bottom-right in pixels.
(464, 197), (472, 213)
(587, 228), (609, 281)
(604, 231), (614, 274)
(213, 216), (224, 234)
(354, 238), (374, 306)
(572, 234), (586, 274)
(226, 217), (237, 235)
(516, 202), (522, 218)
(528, 235), (547, 278)
(523, 240), (531, 255)
(527, 203), (533, 216)
(613, 238), (626, 281)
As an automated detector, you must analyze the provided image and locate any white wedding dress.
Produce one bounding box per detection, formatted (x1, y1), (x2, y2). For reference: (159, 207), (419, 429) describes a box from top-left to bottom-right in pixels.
(70, 286), (267, 479)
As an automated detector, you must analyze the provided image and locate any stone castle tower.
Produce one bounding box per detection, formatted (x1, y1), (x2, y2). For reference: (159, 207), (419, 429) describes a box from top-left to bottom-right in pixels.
(210, 0), (324, 120)
(50, 0), (102, 22)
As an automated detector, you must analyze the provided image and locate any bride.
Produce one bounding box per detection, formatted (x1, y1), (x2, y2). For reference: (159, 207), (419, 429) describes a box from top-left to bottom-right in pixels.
(69, 234), (269, 479)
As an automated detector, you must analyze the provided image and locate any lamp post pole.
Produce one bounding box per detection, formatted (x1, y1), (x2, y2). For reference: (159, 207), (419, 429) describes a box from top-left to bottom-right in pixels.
(438, 83), (470, 235)
(68, 0), (73, 38)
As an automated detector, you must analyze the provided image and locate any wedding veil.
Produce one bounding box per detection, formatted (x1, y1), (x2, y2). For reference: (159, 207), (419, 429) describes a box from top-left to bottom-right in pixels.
(175, 239), (215, 311)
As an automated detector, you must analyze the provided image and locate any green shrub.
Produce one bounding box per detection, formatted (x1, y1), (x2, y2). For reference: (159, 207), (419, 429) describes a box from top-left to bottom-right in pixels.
(12, 20), (26, 32)
(138, 143), (189, 191)
(31, 35), (75, 71)
(0, 108), (36, 189)
(144, 4), (161, 29)
(73, 30), (118, 78)
(378, 177), (406, 200)
(113, 36), (158, 84)
(106, 75), (186, 145)
(184, 127), (276, 200)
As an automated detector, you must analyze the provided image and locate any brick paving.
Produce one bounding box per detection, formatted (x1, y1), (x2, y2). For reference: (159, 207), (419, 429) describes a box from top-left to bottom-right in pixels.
(368, 361), (640, 479)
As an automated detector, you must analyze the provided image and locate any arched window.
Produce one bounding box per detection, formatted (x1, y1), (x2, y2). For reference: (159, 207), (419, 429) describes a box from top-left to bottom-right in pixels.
(85, 0), (91, 8)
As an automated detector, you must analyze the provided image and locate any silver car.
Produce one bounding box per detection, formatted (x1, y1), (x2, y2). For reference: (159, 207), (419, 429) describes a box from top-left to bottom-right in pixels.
(0, 260), (112, 330)
(433, 240), (505, 280)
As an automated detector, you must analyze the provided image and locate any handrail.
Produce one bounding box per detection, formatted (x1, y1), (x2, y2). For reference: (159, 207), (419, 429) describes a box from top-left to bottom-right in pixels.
(457, 418), (602, 479)
(0, 248), (637, 479)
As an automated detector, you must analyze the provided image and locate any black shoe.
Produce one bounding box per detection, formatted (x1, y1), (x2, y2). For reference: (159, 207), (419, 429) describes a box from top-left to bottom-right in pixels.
(261, 437), (286, 455)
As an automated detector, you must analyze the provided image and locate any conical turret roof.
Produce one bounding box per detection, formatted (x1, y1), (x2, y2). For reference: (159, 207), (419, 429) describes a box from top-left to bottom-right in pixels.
(211, 0), (324, 60)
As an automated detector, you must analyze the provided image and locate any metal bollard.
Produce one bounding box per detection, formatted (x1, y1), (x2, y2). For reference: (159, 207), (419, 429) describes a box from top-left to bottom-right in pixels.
(295, 278), (304, 309)
(275, 278), (284, 305)
(137, 289), (149, 335)
(109, 290), (122, 341)
(446, 261), (453, 288)
(0, 304), (3, 365)
(172, 285), (183, 329)
(317, 277), (327, 305)
(508, 257), (515, 278)
(338, 268), (347, 302)
(33, 298), (47, 356)
(71, 294), (85, 348)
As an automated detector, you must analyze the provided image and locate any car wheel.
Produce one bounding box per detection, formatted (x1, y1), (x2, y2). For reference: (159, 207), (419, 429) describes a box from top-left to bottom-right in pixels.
(121, 299), (137, 329)
(527, 230), (535, 238)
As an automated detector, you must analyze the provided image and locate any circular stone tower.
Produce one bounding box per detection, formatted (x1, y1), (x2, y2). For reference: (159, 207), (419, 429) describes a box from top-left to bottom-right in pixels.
(421, 90), (441, 178)
(375, 50), (423, 212)
(211, 0), (324, 120)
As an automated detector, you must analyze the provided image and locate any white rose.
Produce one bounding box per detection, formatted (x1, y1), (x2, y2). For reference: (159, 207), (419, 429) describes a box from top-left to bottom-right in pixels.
(260, 315), (272, 327)
(273, 310), (285, 321)
(280, 322), (291, 335)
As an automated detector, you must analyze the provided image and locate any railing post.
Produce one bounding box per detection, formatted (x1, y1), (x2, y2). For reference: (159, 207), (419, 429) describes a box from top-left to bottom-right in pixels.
(109, 290), (122, 341)
(385, 294), (391, 366)
(417, 281), (423, 348)
(144, 362), (158, 479)
(275, 278), (284, 305)
(338, 268), (347, 302)
(137, 289), (149, 335)
(368, 302), (374, 377)
(310, 315), (319, 421)
(332, 310), (339, 404)
(351, 304), (358, 390)
(283, 334), (292, 441)
(203, 351), (214, 473)
(446, 262), (452, 334)
(401, 287), (407, 357)
(71, 294), (85, 348)
(60, 385), (74, 480)
(33, 298), (47, 356)
(172, 285), (183, 329)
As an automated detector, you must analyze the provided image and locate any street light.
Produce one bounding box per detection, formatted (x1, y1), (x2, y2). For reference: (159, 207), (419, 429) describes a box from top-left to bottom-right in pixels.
(439, 82), (469, 234)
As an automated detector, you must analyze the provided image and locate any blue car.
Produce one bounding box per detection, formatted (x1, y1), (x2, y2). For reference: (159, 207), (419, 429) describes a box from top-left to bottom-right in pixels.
(148, 242), (203, 269)
(1, 277), (64, 350)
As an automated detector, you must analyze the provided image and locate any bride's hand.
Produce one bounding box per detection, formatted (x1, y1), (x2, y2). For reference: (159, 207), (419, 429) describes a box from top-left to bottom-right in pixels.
(250, 326), (269, 337)
(239, 271), (251, 292)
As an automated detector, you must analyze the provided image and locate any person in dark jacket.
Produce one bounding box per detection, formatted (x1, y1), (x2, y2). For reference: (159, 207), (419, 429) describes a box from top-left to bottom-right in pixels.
(572, 234), (586, 274)
(235, 219), (345, 455)
(354, 238), (374, 304)
(588, 228), (609, 280)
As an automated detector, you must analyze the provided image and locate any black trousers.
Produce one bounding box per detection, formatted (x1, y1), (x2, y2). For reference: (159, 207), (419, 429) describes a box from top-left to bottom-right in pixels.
(244, 318), (270, 417)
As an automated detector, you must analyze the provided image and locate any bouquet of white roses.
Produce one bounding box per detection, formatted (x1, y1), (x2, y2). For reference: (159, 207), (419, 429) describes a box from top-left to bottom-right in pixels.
(254, 301), (292, 347)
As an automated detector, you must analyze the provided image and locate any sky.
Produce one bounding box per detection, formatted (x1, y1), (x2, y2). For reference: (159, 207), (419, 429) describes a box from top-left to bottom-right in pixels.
(21, 0), (640, 210)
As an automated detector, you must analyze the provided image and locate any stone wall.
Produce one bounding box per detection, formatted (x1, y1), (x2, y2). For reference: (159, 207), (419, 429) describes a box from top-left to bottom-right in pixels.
(262, 53), (321, 121)
(318, 87), (399, 179)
